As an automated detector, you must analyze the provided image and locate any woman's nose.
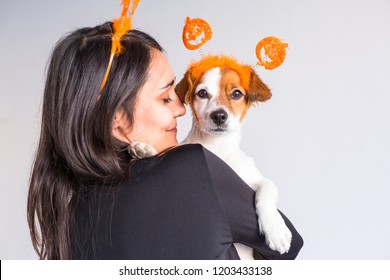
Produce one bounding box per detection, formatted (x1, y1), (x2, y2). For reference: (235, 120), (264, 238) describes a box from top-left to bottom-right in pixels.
(172, 92), (186, 117)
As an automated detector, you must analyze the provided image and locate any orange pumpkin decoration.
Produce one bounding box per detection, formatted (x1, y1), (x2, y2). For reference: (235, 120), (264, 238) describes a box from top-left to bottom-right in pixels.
(182, 17), (213, 50)
(256, 36), (288, 70)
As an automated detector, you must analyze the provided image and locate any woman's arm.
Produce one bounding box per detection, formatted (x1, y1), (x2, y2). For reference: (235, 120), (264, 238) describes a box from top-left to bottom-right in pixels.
(202, 147), (303, 259)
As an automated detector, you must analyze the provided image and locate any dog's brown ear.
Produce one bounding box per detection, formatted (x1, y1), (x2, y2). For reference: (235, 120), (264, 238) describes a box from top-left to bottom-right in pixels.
(247, 70), (272, 104)
(175, 71), (194, 104)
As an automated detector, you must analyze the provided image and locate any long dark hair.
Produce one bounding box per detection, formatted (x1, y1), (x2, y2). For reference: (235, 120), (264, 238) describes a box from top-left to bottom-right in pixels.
(27, 22), (162, 259)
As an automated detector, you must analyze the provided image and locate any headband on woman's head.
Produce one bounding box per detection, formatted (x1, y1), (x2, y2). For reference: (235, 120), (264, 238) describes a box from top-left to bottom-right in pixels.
(100, 0), (141, 92)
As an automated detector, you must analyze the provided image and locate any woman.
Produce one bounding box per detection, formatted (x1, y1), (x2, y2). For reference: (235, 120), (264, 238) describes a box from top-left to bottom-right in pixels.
(27, 22), (303, 259)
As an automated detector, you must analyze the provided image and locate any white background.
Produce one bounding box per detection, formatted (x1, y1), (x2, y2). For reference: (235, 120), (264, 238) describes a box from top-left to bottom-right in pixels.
(1, 0), (389, 259)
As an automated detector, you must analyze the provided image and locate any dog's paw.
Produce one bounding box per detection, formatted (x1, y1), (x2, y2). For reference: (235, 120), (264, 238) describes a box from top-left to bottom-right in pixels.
(128, 142), (157, 159)
(258, 208), (292, 254)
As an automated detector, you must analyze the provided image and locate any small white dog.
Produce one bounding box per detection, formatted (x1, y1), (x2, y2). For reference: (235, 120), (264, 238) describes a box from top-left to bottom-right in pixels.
(174, 55), (292, 259)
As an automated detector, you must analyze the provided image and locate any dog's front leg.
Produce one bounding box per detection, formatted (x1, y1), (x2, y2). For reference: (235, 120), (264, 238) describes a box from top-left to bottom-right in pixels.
(254, 179), (292, 254)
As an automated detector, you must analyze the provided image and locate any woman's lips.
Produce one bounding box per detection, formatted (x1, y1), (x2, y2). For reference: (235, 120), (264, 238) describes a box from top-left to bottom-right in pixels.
(166, 127), (177, 133)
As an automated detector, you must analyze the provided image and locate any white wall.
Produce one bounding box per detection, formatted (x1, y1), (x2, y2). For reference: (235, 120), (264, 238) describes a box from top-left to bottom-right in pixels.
(1, 0), (389, 259)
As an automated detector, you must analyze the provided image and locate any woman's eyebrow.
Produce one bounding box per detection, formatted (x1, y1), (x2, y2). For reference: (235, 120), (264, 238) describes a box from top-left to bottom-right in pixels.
(160, 77), (176, 90)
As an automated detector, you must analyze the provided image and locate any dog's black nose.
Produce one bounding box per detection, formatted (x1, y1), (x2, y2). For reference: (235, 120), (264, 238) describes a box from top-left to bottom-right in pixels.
(210, 110), (228, 125)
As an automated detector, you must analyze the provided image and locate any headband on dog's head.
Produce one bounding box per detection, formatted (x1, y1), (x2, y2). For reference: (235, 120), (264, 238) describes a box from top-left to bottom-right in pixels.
(187, 54), (253, 91)
(100, 0), (141, 92)
(181, 17), (288, 74)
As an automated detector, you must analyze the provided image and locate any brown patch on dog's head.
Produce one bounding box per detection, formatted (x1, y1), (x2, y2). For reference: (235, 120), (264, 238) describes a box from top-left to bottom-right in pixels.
(175, 71), (201, 121)
(175, 71), (194, 104)
(219, 68), (249, 122)
(246, 70), (272, 104)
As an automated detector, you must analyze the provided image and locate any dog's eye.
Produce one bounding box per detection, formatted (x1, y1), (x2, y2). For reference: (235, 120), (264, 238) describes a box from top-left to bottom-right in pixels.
(196, 89), (209, 99)
(230, 90), (244, 100)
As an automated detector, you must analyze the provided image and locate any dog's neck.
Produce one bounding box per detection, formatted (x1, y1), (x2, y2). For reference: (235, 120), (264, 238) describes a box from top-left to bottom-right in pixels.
(183, 120), (242, 155)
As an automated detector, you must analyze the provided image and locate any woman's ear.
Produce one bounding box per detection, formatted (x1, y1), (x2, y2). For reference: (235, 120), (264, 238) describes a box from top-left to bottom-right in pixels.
(112, 109), (125, 129)
(247, 70), (272, 104)
(175, 71), (193, 104)
(112, 109), (131, 143)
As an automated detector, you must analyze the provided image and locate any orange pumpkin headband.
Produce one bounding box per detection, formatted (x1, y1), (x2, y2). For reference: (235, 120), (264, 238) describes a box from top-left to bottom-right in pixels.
(100, 0), (140, 92)
(182, 17), (288, 71)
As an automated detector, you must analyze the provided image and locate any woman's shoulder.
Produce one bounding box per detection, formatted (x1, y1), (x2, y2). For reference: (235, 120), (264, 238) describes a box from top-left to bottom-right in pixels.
(129, 144), (210, 176)
(159, 144), (226, 171)
(160, 143), (208, 162)
(128, 144), (223, 181)
(124, 144), (216, 194)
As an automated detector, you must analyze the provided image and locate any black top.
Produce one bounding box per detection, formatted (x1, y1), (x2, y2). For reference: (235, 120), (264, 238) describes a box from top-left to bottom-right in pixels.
(71, 144), (303, 259)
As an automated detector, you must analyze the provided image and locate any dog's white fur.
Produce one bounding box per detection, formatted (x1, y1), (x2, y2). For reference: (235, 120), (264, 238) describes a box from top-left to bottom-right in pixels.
(179, 67), (292, 259)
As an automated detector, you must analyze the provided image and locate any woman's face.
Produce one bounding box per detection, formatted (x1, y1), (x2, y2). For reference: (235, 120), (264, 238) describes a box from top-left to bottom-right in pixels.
(113, 50), (186, 153)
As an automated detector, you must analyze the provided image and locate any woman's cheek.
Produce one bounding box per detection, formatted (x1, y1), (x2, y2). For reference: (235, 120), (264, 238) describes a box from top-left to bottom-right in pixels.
(159, 107), (174, 128)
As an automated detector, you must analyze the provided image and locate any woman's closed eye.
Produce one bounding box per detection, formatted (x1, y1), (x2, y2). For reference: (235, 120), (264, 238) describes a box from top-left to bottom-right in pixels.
(163, 97), (173, 103)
